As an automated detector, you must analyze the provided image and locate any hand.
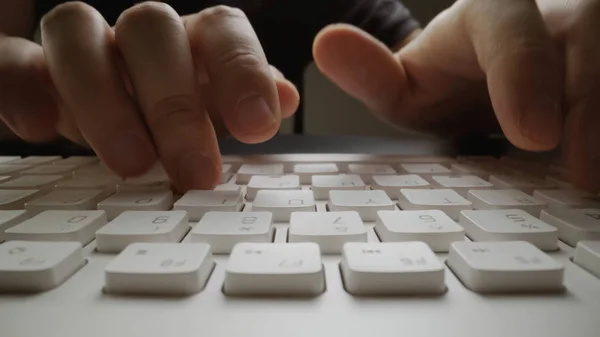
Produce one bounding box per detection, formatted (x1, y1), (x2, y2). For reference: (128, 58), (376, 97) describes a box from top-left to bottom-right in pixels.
(0, 2), (299, 192)
(313, 0), (600, 192)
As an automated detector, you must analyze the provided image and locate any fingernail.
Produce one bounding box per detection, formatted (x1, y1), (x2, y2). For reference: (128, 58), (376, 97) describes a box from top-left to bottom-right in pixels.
(176, 153), (217, 190)
(236, 95), (276, 133)
(108, 132), (155, 174)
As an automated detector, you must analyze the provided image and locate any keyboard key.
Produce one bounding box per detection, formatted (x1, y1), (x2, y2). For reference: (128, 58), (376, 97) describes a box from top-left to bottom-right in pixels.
(398, 163), (451, 176)
(0, 156), (20, 164)
(0, 164), (32, 176)
(186, 212), (273, 253)
(98, 190), (173, 220)
(467, 189), (546, 216)
(0, 189), (41, 210)
(328, 190), (395, 221)
(104, 243), (214, 295)
(9, 156), (61, 166)
(0, 241), (85, 292)
(288, 211), (367, 253)
(24, 189), (108, 214)
(533, 189), (600, 209)
(429, 175), (494, 197)
(224, 242), (325, 296)
(347, 164), (396, 183)
(118, 174), (170, 192)
(173, 190), (244, 221)
(451, 163), (492, 179)
(311, 174), (366, 200)
(293, 163), (339, 184)
(246, 175), (301, 200)
(489, 174), (556, 194)
(397, 189), (472, 220)
(0, 175), (66, 192)
(371, 174), (430, 199)
(95, 211), (190, 253)
(540, 208), (600, 246)
(252, 190), (315, 221)
(74, 164), (113, 176)
(447, 241), (564, 293)
(545, 174), (572, 190)
(341, 242), (445, 295)
(55, 174), (120, 192)
(5, 210), (107, 245)
(221, 164), (233, 184)
(573, 241), (600, 279)
(0, 210), (29, 241)
(21, 164), (78, 176)
(459, 209), (558, 251)
(236, 163), (284, 184)
(57, 156), (98, 167)
(375, 210), (465, 252)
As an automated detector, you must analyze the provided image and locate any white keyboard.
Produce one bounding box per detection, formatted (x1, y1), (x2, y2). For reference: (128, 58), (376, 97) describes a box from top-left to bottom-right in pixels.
(1, 153), (599, 337)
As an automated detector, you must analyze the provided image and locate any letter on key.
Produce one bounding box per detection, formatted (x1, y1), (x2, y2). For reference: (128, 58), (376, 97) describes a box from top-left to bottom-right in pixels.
(327, 190), (395, 221)
(340, 242), (445, 295)
(447, 241), (564, 293)
(224, 242), (325, 296)
(173, 190), (244, 221)
(252, 190), (315, 221)
(98, 190), (173, 220)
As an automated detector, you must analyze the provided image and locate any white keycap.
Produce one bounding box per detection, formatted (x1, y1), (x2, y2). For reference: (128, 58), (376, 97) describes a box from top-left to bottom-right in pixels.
(0, 156), (20, 164)
(97, 190), (173, 220)
(186, 212), (273, 253)
(545, 174), (572, 190)
(347, 164), (396, 183)
(371, 174), (430, 199)
(311, 174), (365, 200)
(0, 189), (40, 210)
(540, 208), (600, 246)
(95, 211), (190, 253)
(9, 156), (61, 166)
(451, 163), (491, 179)
(0, 175), (66, 192)
(0, 210), (29, 241)
(397, 189), (472, 220)
(55, 174), (120, 192)
(398, 163), (451, 176)
(328, 190), (395, 221)
(24, 189), (108, 214)
(447, 241), (564, 293)
(74, 164), (113, 176)
(429, 175), (494, 197)
(246, 175), (301, 200)
(173, 190), (244, 221)
(221, 164), (233, 184)
(5, 210), (107, 245)
(533, 189), (600, 209)
(236, 163), (284, 184)
(467, 189), (546, 216)
(58, 156), (98, 166)
(252, 190), (315, 221)
(21, 164), (78, 176)
(224, 242), (324, 296)
(0, 241), (85, 292)
(489, 174), (556, 194)
(118, 174), (170, 192)
(293, 163), (339, 184)
(341, 242), (445, 295)
(375, 210), (465, 252)
(573, 241), (600, 279)
(104, 243), (214, 295)
(459, 209), (558, 251)
(288, 211), (367, 253)
(0, 164), (31, 176)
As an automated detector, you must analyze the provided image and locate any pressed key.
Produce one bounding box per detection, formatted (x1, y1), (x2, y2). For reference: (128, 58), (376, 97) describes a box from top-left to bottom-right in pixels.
(55, 174), (120, 192)
(104, 243), (214, 295)
(459, 209), (558, 251)
(95, 211), (190, 253)
(288, 211), (367, 253)
(252, 190), (315, 221)
(24, 188), (108, 214)
(467, 189), (546, 216)
(246, 175), (301, 200)
(375, 210), (465, 252)
(221, 164), (233, 184)
(293, 163), (339, 184)
(327, 190), (395, 221)
(224, 242), (325, 296)
(540, 208), (600, 246)
(311, 174), (366, 200)
(397, 189), (472, 220)
(0, 210), (29, 241)
(173, 190), (244, 221)
(533, 189), (600, 209)
(5, 210), (107, 245)
(98, 190), (173, 220)
(236, 163), (284, 184)
(186, 211), (273, 253)
(341, 242), (446, 295)
(447, 241), (564, 293)
(0, 241), (85, 292)
(347, 164), (396, 183)
(0, 175), (66, 192)
(370, 174), (430, 199)
(117, 174), (170, 192)
(21, 164), (78, 176)
(573, 241), (600, 279)
(398, 163), (451, 176)
(0, 189), (41, 210)
(489, 174), (556, 194)
(428, 175), (494, 197)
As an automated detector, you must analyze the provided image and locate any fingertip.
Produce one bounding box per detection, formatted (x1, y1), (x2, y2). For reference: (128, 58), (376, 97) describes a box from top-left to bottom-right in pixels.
(172, 152), (220, 192)
(276, 79), (299, 119)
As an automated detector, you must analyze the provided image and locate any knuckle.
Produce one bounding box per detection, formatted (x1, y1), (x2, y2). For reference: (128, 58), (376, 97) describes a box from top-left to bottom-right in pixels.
(41, 1), (98, 30)
(199, 5), (246, 22)
(116, 1), (177, 32)
(146, 94), (203, 130)
(218, 48), (264, 70)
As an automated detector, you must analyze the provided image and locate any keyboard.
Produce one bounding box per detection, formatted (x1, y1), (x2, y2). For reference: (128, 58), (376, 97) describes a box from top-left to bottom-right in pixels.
(0, 151), (599, 337)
